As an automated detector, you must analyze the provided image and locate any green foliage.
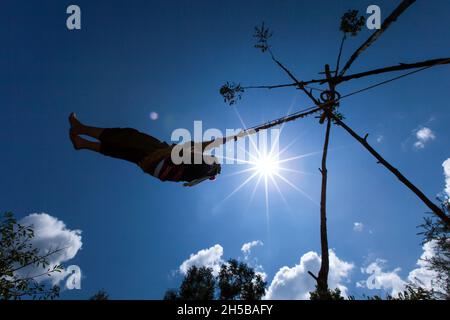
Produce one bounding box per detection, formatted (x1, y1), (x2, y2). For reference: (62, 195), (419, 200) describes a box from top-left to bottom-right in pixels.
(360, 284), (434, 300)
(89, 289), (109, 300)
(0, 212), (62, 300)
(219, 82), (244, 106)
(309, 286), (345, 300)
(179, 266), (216, 300)
(163, 289), (179, 300)
(311, 284), (434, 300)
(332, 111), (345, 124)
(253, 22), (272, 53)
(164, 259), (266, 300)
(340, 10), (365, 36)
(417, 200), (450, 299)
(164, 266), (215, 300)
(218, 259), (266, 300)
(395, 284), (434, 300)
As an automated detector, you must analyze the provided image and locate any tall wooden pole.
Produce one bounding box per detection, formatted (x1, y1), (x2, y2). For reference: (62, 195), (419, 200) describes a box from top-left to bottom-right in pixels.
(317, 116), (331, 296)
(316, 64), (337, 296)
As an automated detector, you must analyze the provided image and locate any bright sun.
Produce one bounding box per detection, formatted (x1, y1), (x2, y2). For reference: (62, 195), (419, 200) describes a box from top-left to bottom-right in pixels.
(219, 106), (320, 229)
(254, 153), (280, 177)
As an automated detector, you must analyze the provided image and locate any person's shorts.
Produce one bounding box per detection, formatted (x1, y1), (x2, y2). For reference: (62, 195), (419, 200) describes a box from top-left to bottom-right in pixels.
(99, 128), (169, 164)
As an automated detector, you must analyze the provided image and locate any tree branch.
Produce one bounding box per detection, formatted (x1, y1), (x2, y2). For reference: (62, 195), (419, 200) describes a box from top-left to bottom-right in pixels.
(328, 113), (450, 227)
(337, 58), (450, 84)
(335, 34), (347, 77)
(308, 271), (319, 281)
(10, 247), (67, 274)
(12, 268), (60, 284)
(267, 49), (320, 104)
(243, 57), (450, 91)
(339, 0), (417, 76)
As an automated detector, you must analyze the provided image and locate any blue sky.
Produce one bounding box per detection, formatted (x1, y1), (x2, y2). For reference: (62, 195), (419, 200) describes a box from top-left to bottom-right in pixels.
(1, 0), (449, 299)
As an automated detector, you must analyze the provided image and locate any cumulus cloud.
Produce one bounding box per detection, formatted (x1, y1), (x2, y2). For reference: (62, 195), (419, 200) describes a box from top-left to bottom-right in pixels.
(358, 259), (406, 297)
(241, 240), (266, 281)
(18, 213), (83, 287)
(179, 244), (224, 276)
(256, 270), (268, 282)
(358, 241), (441, 297)
(241, 240), (263, 255)
(353, 222), (364, 232)
(407, 241), (440, 291)
(414, 127), (435, 149)
(265, 250), (354, 300)
(443, 158), (450, 198)
(179, 243), (267, 282)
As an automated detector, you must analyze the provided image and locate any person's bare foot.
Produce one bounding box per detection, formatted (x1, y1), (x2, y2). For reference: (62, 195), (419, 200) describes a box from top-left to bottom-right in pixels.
(69, 128), (83, 150)
(68, 112), (82, 134)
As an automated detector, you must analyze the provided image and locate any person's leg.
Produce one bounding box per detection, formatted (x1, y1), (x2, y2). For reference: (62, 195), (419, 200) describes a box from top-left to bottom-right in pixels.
(69, 130), (101, 152)
(69, 113), (104, 139)
(68, 112), (167, 164)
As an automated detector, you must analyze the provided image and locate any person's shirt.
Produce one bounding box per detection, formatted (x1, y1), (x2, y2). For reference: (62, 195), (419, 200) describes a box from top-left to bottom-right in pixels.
(137, 140), (217, 183)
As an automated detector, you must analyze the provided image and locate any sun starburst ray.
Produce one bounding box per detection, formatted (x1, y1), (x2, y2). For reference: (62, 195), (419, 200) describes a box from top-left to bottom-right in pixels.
(275, 150), (323, 164)
(222, 167), (257, 178)
(274, 172), (318, 206)
(223, 170), (260, 202)
(249, 173), (263, 205)
(269, 174), (292, 212)
(264, 174), (270, 234)
(278, 167), (320, 176)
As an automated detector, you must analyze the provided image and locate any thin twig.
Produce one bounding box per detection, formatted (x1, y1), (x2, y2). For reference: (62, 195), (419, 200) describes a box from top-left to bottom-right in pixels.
(268, 48), (320, 104)
(10, 247), (68, 274)
(335, 34), (346, 77)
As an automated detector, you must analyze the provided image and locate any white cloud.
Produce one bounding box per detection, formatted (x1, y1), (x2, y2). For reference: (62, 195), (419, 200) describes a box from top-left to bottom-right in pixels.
(179, 243), (268, 283)
(407, 241), (440, 291)
(241, 240), (263, 255)
(376, 135), (384, 143)
(416, 127), (435, 141)
(414, 142), (425, 149)
(256, 271), (268, 282)
(353, 222), (364, 232)
(241, 240), (266, 281)
(18, 213), (83, 287)
(443, 158), (450, 198)
(359, 241), (441, 297)
(179, 244), (224, 276)
(265, 250), (354, 300)
(359, 259), (406, 297)
(414, 127), (435, 149)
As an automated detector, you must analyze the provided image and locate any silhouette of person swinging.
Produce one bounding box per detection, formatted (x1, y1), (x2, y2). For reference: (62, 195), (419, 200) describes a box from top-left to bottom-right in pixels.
(68, 113), (221, 186)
